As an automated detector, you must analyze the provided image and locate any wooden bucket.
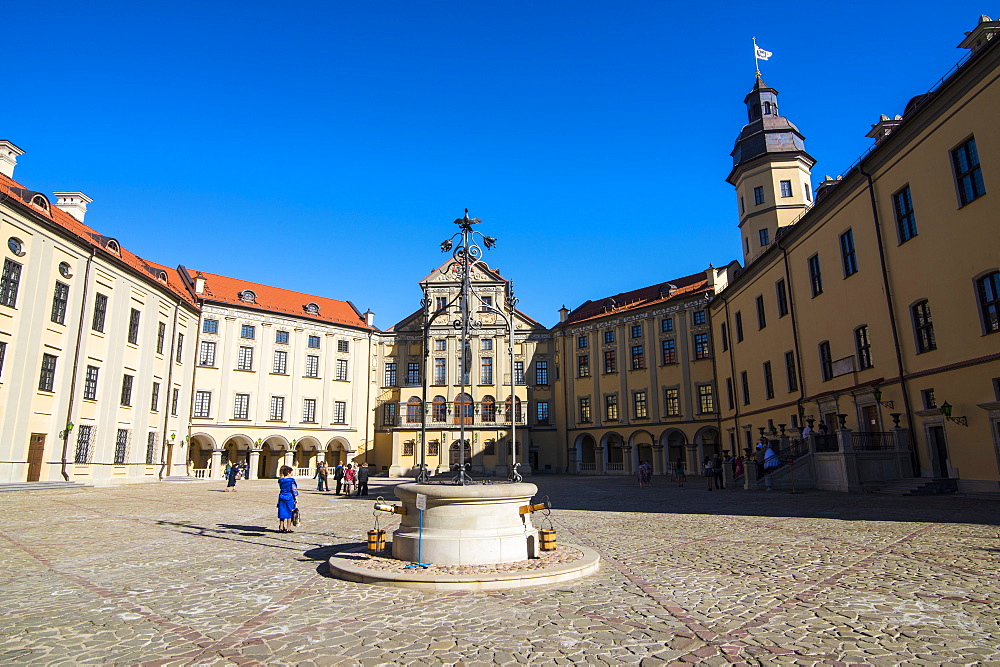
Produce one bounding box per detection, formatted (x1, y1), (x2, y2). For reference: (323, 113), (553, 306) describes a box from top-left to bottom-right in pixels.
(367, 529), (386, 553)
(538, 528), (557, 552)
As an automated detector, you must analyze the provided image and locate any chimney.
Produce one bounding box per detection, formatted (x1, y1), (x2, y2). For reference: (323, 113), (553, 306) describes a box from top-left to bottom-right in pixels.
(866, 115), (903, 144)
(705, 263), (716, 291)
(194, 274), (206, 295)
(558, 305), (569, 323)
(0, 140), (25, 178)
(364, 309), (375, 327)
(52, 192), (93, 222)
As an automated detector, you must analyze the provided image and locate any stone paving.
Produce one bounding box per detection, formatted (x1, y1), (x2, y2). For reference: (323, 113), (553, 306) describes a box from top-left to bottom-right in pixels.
(0, 475), (998, 665)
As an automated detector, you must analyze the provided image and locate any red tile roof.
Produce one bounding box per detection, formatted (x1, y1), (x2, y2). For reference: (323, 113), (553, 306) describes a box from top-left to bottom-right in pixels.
(559, 271), (710, 326)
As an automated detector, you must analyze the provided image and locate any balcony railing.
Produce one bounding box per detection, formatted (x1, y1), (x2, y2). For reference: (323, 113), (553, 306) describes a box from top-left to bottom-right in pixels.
(606, 462), (624, 473)
(579, 462), (597, 472)
(392, 416), (527, 429)
(193, 469), (209, 478)
(852, 432), (897, 451)
(813, 434), (839, 452)
(295, 467), (311, 477)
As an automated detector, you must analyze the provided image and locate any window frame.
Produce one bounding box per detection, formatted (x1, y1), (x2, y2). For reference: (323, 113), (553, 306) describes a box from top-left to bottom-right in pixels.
(0, 258), (22, 308)
(892, 185), (918, 243)
(39, 353), (57, 392)
(840, 229), (858, 277)
(233, 393), (250, 420)
(808, 254), (823, 297)
(952, 136), (986, 206)
(50, 281), (69, 325)
(855, 325), (873, 370)
(976, 271), (1000, 335)
(633, 390), (649, 419)
(237, 346), (254, 371)
(192, 390), (211, 418)
(127, 308), (141, 345)
(911, 300), (937, 353)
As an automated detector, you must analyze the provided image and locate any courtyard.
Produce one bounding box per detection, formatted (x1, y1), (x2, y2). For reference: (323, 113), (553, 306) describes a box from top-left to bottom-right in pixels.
(0, 475), (997, 665)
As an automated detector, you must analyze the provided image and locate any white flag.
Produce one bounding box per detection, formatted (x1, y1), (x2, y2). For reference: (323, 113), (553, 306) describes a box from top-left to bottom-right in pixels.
(755, 45), (772, 60)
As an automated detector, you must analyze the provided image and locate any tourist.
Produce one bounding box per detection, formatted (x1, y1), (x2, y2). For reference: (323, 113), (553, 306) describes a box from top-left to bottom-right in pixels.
(703, 456), (714, 490)
(733, 455), (744, 478)
(276, 465), (298, 533)
(314, 462), (329, 492)
(676, 457), (686, 488)
(334, 462), (345, 495)
(712, 453), (724, 489)
(225, 460), (240, 492)
(342, 463), (356, 496)
(764, 443), (779, 471)
(637, 460), (651, 488)
(356, 462), (370, 496)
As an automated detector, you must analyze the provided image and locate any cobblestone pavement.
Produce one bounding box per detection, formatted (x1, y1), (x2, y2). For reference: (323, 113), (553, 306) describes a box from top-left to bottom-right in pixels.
(1, 475), (998, 665)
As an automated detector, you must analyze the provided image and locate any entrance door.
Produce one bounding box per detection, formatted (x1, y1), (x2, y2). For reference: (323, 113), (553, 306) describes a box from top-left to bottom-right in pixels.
(928, 425), (949, 478)
(862, 405), (879, 432)
(27, 434), (46, 482)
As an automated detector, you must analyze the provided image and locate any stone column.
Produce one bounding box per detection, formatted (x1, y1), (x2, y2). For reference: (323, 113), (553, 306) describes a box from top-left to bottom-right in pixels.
(686, 444), (698, 477)
(248, 449), (261, 480)
(622, 445), (634, 476)
(595, 446), (605, 475)
(209, 449), (224, 478)
(388, 436), (405, 477)
(744, 459), (759, 490)
(722, 459), (734, 488)
(892, 427), (914, 477)
(566, 446), (578, 474)
(495, 434), (509, 477)
(651, 444), (664, 476)
(282, 449), (294, 471)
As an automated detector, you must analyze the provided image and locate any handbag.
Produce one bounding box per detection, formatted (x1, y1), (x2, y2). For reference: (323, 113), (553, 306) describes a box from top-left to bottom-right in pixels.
(291, 507), (300, 526)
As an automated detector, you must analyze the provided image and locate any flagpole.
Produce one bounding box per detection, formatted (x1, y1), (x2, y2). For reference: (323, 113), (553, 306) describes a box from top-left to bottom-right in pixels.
(753, 36), (760, 77)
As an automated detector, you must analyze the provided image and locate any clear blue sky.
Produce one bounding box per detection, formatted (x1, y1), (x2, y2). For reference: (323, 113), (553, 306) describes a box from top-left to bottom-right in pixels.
(5, 2), (990, 328)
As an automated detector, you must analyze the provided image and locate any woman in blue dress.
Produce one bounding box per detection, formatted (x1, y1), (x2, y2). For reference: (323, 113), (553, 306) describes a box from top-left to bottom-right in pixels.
(277, 465), (298, 533)
(225, 461), (240, 492)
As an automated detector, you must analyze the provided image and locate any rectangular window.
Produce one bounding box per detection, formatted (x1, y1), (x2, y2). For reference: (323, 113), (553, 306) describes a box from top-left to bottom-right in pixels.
(720, 323), (729, 351)
(435, 296), (448, 312)
(146, 432), (157, 465)
(631, 345), (645, 370)
(193, 390), (211, 417)
(726, 377), (735, 410)
(120, 374), (133, 406)
(535, 360), (548, 385)
(385, 362), (397, 386)
(203, 318), (219, 334)
(698, 385), (715, 414)
(912, 301), (936, 353)
(303, 398), (317, 423)
(83, 366), (99, 400)
(977, 271), (1000, 334)
(578, 397), (592, 423)
(51, 282), (69, 324)
(893, 186), (918, 243)
(577, 335), (588, 349)
(805, 183), (813, 201)
(430, 339), (446, 352)
(693, 310), (706, 325)
(480, 295), (493, 311)
(780, 180), (792, 197)
(114, 429), (129, 465)
(383, 402), (397, 426)
(237, 346), (254, 371)
(693, 333), (710, 360)
(514, 361), (525, 385)
(128, 308), (141, 345)
(480, 357), (493, 384)
(333, 401), (347, 424)
(151, 381), (160, 412)
(735, 311), (744, 342)
(661, 318), (673, 333)
(335, 358), (348, 381)
(175, 333), (184, 363)
(605, 349), (618, 373)
(922, 388), (936, 410)
(199, 341), (216, 366)
(480, 339), (492, 351)
(605, 394), (619, 421)
(171, 388), (179, 416)
(305, 355), (320, 378)
(758, 228), (770, 247)
(0, 341), (4, 378)
(754, 185), (765, 205)
(240, 324), (256, 339)
(819, 341), (833, 381)
(39, 353), (57, 392)
(270, 396), (285, 421)
(855, 325), (873, 370)
(952, 136), (986, 206)
(233, 393), (250, 420)
(664, 388), (680, 416)
(840, 229), (858, 277)
(273, 350), (287, 374)
(763, 361), (774, 399)
(74, 425), (93, 464)
(0, 259), (22, 308)
(275, 330), (290, 344)
(740, 371), (750, 405)
(577, 354), (590, 378)
(604, 329), (617, 343)
(434, 358), (446, 384)
(309, 335), (322, 348)
(776, 279), (788, 317)
(156, 322), (166, 354)
(92, 293), (108, 332)
(337, 340), (349, 353)
(756, 295), (766, 329)
(785, 351), (798, 392)
(633, 391), (648, 419)
(536, 401), (550, 425)
(630, 324), (642, 339)
(808, 254), (823, 297)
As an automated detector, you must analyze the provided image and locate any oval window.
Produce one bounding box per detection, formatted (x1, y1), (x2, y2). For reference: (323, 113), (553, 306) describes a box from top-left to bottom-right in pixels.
(7, 237), (24, 256)
(58, 261), (73, 278)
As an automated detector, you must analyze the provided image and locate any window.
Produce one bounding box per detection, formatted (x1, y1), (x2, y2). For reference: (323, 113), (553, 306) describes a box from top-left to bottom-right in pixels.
(480, 357), (493, 384)
(480, 295), (493, 311)
(234, 393), (250, 420)
(855, 325), (873, 370)
(151, 382), (160, 412)
(337, 340), (349, 353)
(199, 341), (216, 366)
(805, 183), (813, 201)
(39, 353), (57, 392)
(114, 429), (129, 465)
(275, 330), (290, 344)
(578, 335), (588, 349)
(952, 136), (986, 206)
(720, 323), (729, 352)
(694, 333), (710, 360)
(605, 394), (619, 421)
(893, 186), (918, 243)
(120, 374), (134, 406)
(630, 324), (642, 339)
(698, 385), (715, 413)
(303, 398), (317, 423)
(240, 324), (255, 339)
(740, 196), (745, 214)
(171, 388), (179, 416)
(83, 366), (99, 400)
(921, 388), (937, 410)
(753, 185), (765, 205)
(51, 282), (69, 324)
(146, 432), (157, 465)
(840, 229), (858, 277)
(307, 335), (321, 348)
(128, 309), (141, 345)
(305, 355), (320, 378)
(273, 350), (287, 374)
(237, 346), (254, 371)
(631, 345), (645, 370)
(735, 311), (744, 342)
(435, 339), (447, 351)
(977, 271), (1000, 334)
(203, 318), (219, 334)
(726, 377), (734, 410)
(175, 333), (184, 363)
(402, 440), (414, 456)
(759, 228), (770, 247)
(661, 318), (673, 333)
(776, 279), (788, 317)
(432, 396), (446, 422)
(578, 397), (592, 423)
(633, 391), (648, 419)
(333, 401), (346, 424)
(334, 358), (348, 381)
(756, 295), (766, 329)
(740, 371), (750, 405)
(535, 360), (548, 385)
(74, 425), (93, 464)
(664, 388), (679, 416)
(514, 361), (525, 385)
(481, 396), (496, 422)
(435, 296), (448, 312)
(0, 341), (3, 378)
(269, 396), (285, 421)
(193, 390), (211, 417)
(577, 354), (590, 378)
(780, 180), (793, 197)
(384, 362), (397, 386)
(785, 351), (798, 392)
(0, 259), (22, 308)
(763, 361), (774, 399)
(604, 329), (617, 343)
(433, 358), (446, 384)
(481, 339), (492, 351)
(383, 402), (397, 426)
(604, 349), (617, 373)
(819, 341), (833, 381)
(92, 293), (108, 332)
(808, 255), (823, 297)
(536, 401), (550, 425)
(912, 301), (936, 353)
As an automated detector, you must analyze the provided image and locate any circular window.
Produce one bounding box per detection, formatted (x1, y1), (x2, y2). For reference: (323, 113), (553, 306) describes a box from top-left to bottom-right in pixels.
(58, 262), (73, 278)
(7, 237), (24, 256)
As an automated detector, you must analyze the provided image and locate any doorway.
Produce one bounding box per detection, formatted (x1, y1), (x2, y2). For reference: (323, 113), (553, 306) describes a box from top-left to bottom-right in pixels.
(862, 405), (879, 432)
(27, 434), (46, 482)
(927, 425), (950, 478)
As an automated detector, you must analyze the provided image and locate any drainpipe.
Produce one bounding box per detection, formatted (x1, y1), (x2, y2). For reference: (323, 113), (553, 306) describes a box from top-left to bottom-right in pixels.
(159, 297), (182, 480)
(776, 237), (807, 418)
(60, 247), (96, 481)
(722, 298), (741, 451)
(364, 327), (373, 464)
(859, 165), (918, 475)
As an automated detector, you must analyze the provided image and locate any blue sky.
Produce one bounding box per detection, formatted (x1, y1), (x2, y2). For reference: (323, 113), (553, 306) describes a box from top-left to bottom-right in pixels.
(5, 2), (990, 327)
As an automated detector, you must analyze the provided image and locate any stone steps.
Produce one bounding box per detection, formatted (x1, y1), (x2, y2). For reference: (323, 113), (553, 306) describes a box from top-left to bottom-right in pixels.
(0, 481), (91, 493)
(873, 477), (957, 495)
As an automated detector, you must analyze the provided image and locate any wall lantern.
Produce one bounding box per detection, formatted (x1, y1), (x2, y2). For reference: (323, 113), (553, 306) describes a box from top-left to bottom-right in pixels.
(872, 386), (894, 409)
(940, 402), (968, 427)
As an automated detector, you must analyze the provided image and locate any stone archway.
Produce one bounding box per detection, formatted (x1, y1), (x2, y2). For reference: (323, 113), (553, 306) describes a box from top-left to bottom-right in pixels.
(661, 429), (688, 473)
(601, 432), (626, 473)
(574, 433), (598, 474)
(629, 430), (655, 476)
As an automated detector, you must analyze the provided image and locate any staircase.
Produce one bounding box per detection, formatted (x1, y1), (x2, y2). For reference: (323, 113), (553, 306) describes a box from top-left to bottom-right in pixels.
(872, 477), (957, 495)
(162, 476), (206, 483)
(0, 481), (90, 493)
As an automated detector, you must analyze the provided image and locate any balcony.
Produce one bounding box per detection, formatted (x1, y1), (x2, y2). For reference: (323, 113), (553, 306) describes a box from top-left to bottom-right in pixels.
(391, 416), (527, 429)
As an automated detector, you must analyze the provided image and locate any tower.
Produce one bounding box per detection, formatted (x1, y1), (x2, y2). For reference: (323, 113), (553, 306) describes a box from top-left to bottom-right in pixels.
(727, 77), (815, 264)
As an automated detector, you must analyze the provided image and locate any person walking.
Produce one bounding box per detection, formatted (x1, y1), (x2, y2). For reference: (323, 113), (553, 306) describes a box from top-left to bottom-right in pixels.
(355, 462), (370, 496)
(676, 456), (686, 488)
(703, 456), (714, 490)
(276, 465), (298, 533)
(225, 460), (240, 492)
(712, 453), (725, 490)
(314, 462), (329, 492)
(341, 463), (356, 496)
(334, 463), (345, 495)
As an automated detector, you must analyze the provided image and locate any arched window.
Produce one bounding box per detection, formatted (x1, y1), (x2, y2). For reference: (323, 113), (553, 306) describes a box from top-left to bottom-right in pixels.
(481, 395), (496, 422)
(504, 395), (522, 423)
(406, 397), (422, 423)
(432, 395), (447, 422)
(763, 101), (772, 115)
(239, 289), (257, 303)
(454, 392), (473, 425)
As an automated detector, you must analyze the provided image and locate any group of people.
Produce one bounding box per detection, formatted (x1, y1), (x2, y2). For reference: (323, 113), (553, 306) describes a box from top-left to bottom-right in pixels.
(313, 462), (370, 497)
(636, 460), (653, 487)
(701, 453), (728, 490)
